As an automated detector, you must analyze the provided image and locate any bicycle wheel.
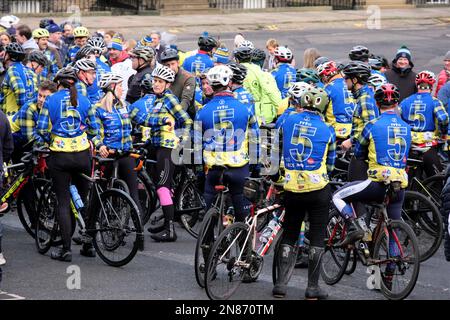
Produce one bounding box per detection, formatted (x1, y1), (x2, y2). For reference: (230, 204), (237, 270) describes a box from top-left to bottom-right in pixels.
(421, 174), (445, 208)
(402, 191), (443, 262)
(194, 207), (222, 288)
(321, 207), (351, 285)
(345, 249), (358, 275)
(93, 188), (144, 267)
(372, 220), (420, 300)
(113, 179), (129, 194)
(205, 222), (250, 300)
(271, 229), (285, 285)
(137, 171), (155, 226)
(177, 181), (206, 239)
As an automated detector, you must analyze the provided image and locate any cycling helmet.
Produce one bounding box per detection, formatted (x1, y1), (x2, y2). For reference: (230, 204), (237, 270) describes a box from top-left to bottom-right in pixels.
(301, 87), (329, 113)
(296, 68), (321, 84)
(198, 35), (218, 52)
(32, 28), (50, 39)
(140, 73), (154, 94)
(239, 40), (254, 49)
(130, 47), (155, 62)
(160, 48), (179, 63)
(5, 43), (25, 62)
(227, 62), (247, 85)
(415, 70), (436, 87)
(287, 82), (312, 105)
(87, 37), (106, 54)
(54, 66), (78, 84)
(368, 56), (384, 71)
(374, 83), (400, 107)
(342, 61), (371, 84)
(73, 26), (90, 38)
(349, 45), (370, 61)
(39, 18), (54, 29)
(251, 48), (266, 63)
(206, 65), (233, 87)
(313, 56), (330, 69)
(274, 46), (293, 63)
(152, 64), (176, 83)
(98, 72), (123, 90)
(233, 46), (253, 63)
(367, 73), (387, 88)
(74, 45), (96, 61)
(316, 60), (338, 81)
(27, 50), (50, 67)
(74, 58), (96, 72)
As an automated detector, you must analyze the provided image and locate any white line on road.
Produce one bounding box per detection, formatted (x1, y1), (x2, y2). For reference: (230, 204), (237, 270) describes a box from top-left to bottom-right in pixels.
(0, 291), (26, 300)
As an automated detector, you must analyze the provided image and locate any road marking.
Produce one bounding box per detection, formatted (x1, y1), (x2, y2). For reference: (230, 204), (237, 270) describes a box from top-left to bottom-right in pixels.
(267, 25), (279, 30)
(0, 291), (26, 300)
(169, 29), (180, 33)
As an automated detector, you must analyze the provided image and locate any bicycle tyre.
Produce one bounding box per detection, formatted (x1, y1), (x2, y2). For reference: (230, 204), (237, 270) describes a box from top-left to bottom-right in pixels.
(345, 249), (358, 275)
(93, 188), (143, 267)
(402, 191), (443, 262)
(421, 174), (445, 208)
(137, 171), (156, 226)
(113, 179), (129, 194)
(271, 229), (285, 285)
(205, 222), (250, 300)
(373, 220), (420, 300)
(177, 181), (206, 239)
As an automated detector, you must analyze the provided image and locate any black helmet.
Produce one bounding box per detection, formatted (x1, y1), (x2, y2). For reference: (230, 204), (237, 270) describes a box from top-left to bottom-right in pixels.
(342, 61), (371, 84)
(198, 36), (218, 52)
(140, 73), (154, 94)
(39, 18), (55, 29)
(233, 46), (253, 63)
(349, 45), (370, 62)
(251, 48), (266, 63)
(74, 45), (96, 61)
(313, 56), (330, 69)
(27, 50), (50, 67)
(5, 43), (25, 62)
(54, 66), (78, 84)
(227, 62), (247, 85)
(160, 48), (179, 63)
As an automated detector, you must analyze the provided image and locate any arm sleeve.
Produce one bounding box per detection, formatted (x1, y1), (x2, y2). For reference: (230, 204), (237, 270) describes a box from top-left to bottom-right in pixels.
(36, 100), (51, 145)
(10, 69), (27, 107)
(179, 76), (196, 112)
(354, 122), (371, 160)
(326, 127), (336, 173)
(434, 99), (449, 135)
(2, 113), (13, 162)
(86, 104), (103, 148)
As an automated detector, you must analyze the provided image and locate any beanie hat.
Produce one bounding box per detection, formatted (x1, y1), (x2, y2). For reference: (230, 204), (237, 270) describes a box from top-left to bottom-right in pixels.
(108, 38), (123, 51)
(46, 23), (61, 34)
(138, 35), (153, 48)
(213, 47), (230, 64)
(445, 50), (450, 61)
(234, 34), (245, 48)
(395, 45), (412, 62)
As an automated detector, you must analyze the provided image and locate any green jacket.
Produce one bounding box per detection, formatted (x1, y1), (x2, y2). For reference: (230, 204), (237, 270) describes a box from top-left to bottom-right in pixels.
(242, 62), (282, 124)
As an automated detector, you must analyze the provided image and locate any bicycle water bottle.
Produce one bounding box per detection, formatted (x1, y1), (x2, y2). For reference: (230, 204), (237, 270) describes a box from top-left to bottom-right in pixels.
(298, 222), (306, 247)
(70, 185), (84, 210)
(259, 214), (279, 245)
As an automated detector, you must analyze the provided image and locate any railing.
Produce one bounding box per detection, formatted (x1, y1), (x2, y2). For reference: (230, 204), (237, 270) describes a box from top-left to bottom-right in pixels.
(406, 0), (449, 4)
(209, 0), (366, 10)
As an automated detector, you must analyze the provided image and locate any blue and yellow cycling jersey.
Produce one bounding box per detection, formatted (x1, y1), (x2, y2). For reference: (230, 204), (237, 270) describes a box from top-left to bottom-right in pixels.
(399, 92), (448, 145)
(66, 45), (80, 65)
(128, 93), (157, 142)
(182, 51), (214, 76)
(276, 106), (296, 129)
(195, 92), (260, 168)
(144, 90), (193, 149)
(11, 101), (40, 145)
(233, 86), (256, 115)
(271, 63), (296, 99)
(95, 102), (133, 151)
(96, 57), (111, 77)
(279, 110), (336, 193)
(0, 62), (38, 121)
(350, 85), (379, 143)
(355, 111), (411, 188)
(36, 89), (102, 152)
(324, 77), (356, 139)
(41, 49), (59, 80)
(76, 80), (103, 105)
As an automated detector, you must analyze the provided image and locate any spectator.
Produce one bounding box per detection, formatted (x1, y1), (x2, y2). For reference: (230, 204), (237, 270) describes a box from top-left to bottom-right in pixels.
(0, 32), (11, 46)
(46, 23), (67, 68)
(264, 38), (278, 71)
(61, 22), (74, 47)
(15, 24), (38, 53)
(149, 31), (166, 63)
(108, 39), (135, 100)
(213, 47), (230, 65)
(104, 30), (115, 46)
(303, 48), (321, 69)
(385, 45), (417, 102)
(436, 51), (450, 97)
(126, 46), (154, 104)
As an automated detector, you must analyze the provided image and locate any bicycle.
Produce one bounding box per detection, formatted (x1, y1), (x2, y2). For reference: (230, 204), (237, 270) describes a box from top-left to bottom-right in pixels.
(35, 153), (144, 267)
(321, 181), (420, 300)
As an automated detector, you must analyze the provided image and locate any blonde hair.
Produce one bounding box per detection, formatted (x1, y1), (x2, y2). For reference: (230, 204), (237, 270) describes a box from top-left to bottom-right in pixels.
(303, 48), (321, 69)
(125, 39), (137, 52)
(266, 38), (278, 49)
(99, 90), (123, 113)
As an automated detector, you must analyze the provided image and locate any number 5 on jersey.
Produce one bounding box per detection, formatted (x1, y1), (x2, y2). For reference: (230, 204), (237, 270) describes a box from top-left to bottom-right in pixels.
(289, 124), (317, 162)
(60, 98), (81, 132)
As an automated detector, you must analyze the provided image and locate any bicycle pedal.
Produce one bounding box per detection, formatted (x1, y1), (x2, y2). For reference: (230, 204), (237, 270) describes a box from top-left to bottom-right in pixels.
(80, 234), (93, 244)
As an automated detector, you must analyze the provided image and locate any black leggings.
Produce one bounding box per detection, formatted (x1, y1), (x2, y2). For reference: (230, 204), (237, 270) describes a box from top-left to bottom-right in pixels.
(47, 150), (92, 250)
(410, 147), (443, 178)
(348, 156), (369, 218)
(282, 186), (331, 248)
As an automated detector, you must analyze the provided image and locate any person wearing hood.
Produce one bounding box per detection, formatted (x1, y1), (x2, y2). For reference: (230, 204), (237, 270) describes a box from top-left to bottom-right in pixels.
(15, 24), (39, 53)
(385, 45), (417, 102)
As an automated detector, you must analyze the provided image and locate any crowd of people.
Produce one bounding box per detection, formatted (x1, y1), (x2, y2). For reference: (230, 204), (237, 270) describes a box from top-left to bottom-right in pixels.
(0, 14), (449, 300)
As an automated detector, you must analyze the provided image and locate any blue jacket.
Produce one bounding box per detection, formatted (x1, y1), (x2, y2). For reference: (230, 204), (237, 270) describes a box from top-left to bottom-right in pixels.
(271, 63), (296, 99)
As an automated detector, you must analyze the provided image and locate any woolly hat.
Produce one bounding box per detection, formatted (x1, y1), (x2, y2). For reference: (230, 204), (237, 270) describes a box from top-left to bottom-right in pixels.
(46, 23), (61, 34)
(213, 47), (230, 64)
(108, 38), (123, 51)
(395, 45), (412, 62)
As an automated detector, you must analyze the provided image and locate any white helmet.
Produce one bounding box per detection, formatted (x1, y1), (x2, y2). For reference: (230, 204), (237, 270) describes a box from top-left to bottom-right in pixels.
(74, 58), (96, 71)
(98, 72), (123, 90)
(207, 65), (233, 87)
(238, 40), (254, 49)
(367, 73), (387, 88)
(288, 82), (312, 102)
(152, 64), (176, 83)
(274, 46), (293, 62)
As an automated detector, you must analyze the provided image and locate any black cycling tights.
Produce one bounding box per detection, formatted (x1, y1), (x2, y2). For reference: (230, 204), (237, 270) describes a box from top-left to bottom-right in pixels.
(282, 186), (331, 248)
(47, 150), (92, 251)
(422, 147), (443, 178)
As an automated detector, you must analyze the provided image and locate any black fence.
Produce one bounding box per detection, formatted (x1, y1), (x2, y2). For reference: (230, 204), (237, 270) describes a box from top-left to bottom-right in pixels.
(209, 0), (366, 10)
(406, 0), (449, 4)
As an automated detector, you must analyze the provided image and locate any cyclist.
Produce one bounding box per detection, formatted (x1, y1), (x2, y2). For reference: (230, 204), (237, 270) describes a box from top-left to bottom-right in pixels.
(275, 82), (311, 129)
(399, 71), (448, 177)
(332, 84), (411, 288)
(146, 64), (193, 242)
(73, 58), (103, 105)
(272, 86), (333, 300)
(126, 46), (155, 104)
(32, 28), (61, 80)
(367, 73), (387, 92)
(227, 62), (255, 114)
(36, 66), (103, 262)
(0, 43), (37, 122)
(296, 68), (324, 88)
(317, 60), (356, 143)
(271, 46), (296, 99)
(234, 46), (282, 125)
(349, 45), (370, 63)
(23, 50), (50, 85)
(369, 55), (388, 80)
(87, 37), (111, 77)
(182, 35), (217, 75)
(194, 65), (260, 225)
(66, 26), (90, 65)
